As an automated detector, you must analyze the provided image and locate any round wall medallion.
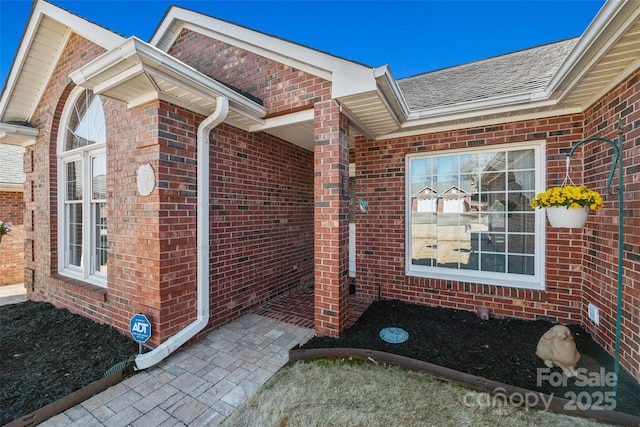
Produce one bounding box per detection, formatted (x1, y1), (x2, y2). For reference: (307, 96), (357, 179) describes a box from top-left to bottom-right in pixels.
(136, 164), (155, 196)
(379, 327), (409, 344)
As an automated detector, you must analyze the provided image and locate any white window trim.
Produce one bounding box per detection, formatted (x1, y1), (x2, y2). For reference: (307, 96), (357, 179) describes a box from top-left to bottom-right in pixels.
(405, 141), (546, 290)
(57, 87), (107, 287)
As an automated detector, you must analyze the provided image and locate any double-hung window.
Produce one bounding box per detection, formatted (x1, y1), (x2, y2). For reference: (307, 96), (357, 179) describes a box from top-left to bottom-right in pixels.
(406, 142), (545, 289)
(57, 88), (107, 286)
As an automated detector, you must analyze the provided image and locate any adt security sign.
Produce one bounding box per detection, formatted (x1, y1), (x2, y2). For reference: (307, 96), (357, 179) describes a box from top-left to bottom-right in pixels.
(129, 314), (151, 343)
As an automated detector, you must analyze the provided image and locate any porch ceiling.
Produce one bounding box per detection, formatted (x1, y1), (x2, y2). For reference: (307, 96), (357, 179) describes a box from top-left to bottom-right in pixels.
(251, 115), (316, 152)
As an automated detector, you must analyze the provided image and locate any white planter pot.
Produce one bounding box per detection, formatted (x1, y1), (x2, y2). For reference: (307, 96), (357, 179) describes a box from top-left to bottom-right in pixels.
(545, 206), (589, 228)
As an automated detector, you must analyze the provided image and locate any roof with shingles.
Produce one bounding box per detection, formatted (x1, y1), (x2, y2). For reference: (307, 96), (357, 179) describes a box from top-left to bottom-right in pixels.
(0, 144), (25, 185)
(398, 38), (579, 111)
(411, 180), (474, 197)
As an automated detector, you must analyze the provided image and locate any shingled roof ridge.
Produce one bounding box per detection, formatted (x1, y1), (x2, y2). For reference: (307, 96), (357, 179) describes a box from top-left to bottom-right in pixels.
(396, 37), (580, 112)
(399, 37), (580, 82)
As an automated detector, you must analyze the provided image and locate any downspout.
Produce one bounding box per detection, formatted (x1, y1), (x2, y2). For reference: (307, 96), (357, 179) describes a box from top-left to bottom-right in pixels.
(134, 96), (230, 370)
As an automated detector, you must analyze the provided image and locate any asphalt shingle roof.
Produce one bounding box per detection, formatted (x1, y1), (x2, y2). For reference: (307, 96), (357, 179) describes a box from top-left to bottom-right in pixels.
(0, 144), (25, 185)
(398, 38), (579, 111)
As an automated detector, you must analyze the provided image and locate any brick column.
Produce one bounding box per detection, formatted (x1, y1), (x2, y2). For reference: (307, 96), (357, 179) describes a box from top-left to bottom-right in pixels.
(314, 100), (350, 336)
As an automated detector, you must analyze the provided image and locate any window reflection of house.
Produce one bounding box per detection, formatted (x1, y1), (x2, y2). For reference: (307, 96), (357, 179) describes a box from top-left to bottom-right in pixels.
(479, 150), (536, 275)
(411, 181), (473, 213)
(410, 148), (539, 274)
(411, 181), (476, 265)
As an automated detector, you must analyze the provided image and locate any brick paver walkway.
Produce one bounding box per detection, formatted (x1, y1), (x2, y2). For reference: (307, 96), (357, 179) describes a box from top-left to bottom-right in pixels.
(28, 283), (372, 426)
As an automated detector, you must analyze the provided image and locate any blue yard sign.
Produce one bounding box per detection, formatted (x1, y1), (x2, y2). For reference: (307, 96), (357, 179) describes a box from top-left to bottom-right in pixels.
(129, 314), (151, 343)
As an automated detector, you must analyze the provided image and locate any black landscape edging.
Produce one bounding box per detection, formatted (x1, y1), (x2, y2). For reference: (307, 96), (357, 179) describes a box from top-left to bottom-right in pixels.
(4, 369), (124, 427)
(290, 346), (640, 427)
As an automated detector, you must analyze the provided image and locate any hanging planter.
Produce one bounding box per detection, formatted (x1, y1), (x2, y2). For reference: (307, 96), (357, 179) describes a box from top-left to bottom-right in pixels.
(544, 206), (589, 228)
(530, 185), (603, 228)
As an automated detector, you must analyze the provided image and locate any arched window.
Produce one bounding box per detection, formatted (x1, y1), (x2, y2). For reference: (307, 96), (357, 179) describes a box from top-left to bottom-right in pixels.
(57, 88), (107, 286)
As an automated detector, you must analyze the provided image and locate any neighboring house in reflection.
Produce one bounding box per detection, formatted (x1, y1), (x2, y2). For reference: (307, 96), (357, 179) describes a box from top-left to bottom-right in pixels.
(411, 182), (474, 213)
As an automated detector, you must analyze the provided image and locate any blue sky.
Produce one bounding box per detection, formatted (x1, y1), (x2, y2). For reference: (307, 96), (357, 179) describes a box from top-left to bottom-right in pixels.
(1, 0), (605, 90)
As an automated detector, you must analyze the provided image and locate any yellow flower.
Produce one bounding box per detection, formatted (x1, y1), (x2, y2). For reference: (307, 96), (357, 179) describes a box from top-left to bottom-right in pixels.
(530, 185), (603, 211)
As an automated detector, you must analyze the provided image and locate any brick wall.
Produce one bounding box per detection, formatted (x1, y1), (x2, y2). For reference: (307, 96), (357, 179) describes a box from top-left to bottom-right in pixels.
(581, 69), (639, 380)
(313, 101), (351, 336)
(168, 29), (332, 116)
(204, 122), (314, 335)
(0, 191), (25, 285)
(26, 33), (108, 314)
(354, 71), (640, 380)
(355, 114), (586, 321)
(167, 28), (319, 335)
(24, 31), (315, 346)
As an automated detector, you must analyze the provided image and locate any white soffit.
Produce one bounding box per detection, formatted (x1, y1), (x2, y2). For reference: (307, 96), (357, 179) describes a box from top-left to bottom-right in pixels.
(250, 109), (315, 151)
(0, 122), (39, 146)
(0, 0), (125, 123)
(70, 37), (266, 129)
(374, 0), (640, 140)
(561, 20), (640, 110)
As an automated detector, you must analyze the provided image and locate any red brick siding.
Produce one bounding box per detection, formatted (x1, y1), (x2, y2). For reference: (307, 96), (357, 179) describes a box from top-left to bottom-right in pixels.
(204, 122), (314, 336)
(25, 31), (315, 345)
(355, 114), (586, 322)
(103, 100), (168, 342)
(0, 191), (25, 285)
(155, 103), (199, 339)
(581, 69), (640, 380)
(26, 33), (108, 312)
(354, 72), (640, 380)
(313, 101), (351, 336)
(25, 33), (158, 335)
(168, 29), (332, 115)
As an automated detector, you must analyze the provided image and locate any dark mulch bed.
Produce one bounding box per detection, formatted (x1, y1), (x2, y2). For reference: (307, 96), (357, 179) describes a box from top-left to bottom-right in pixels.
(302, 300), (640, 418)
(0, 301), (138, 425)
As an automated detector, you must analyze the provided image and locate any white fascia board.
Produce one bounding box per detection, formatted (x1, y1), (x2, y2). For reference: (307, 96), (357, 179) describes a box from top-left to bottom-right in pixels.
(406, 91), (556, 123)
(544, 0), (640, 102)
(151, 8), (377, 98)
(71, 37), (266, 121)
(0, 122), (40, 146)
(380, 106), (582, 141)
(374, 65), (411, 119)
(378, 1), (639, 134)
(0, 0), (125, 121)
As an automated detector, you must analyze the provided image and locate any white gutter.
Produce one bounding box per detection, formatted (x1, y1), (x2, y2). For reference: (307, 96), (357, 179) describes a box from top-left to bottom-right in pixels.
(134, 96), (229, 370)
(544, 0), (630, 99)
(373, 65), (411, 120)
(0, 122), (39, 146)
(71, 37), (265, 120)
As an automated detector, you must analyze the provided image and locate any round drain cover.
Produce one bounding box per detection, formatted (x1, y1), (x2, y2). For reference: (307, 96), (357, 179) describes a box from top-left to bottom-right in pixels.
(379, 327), (409, 344)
